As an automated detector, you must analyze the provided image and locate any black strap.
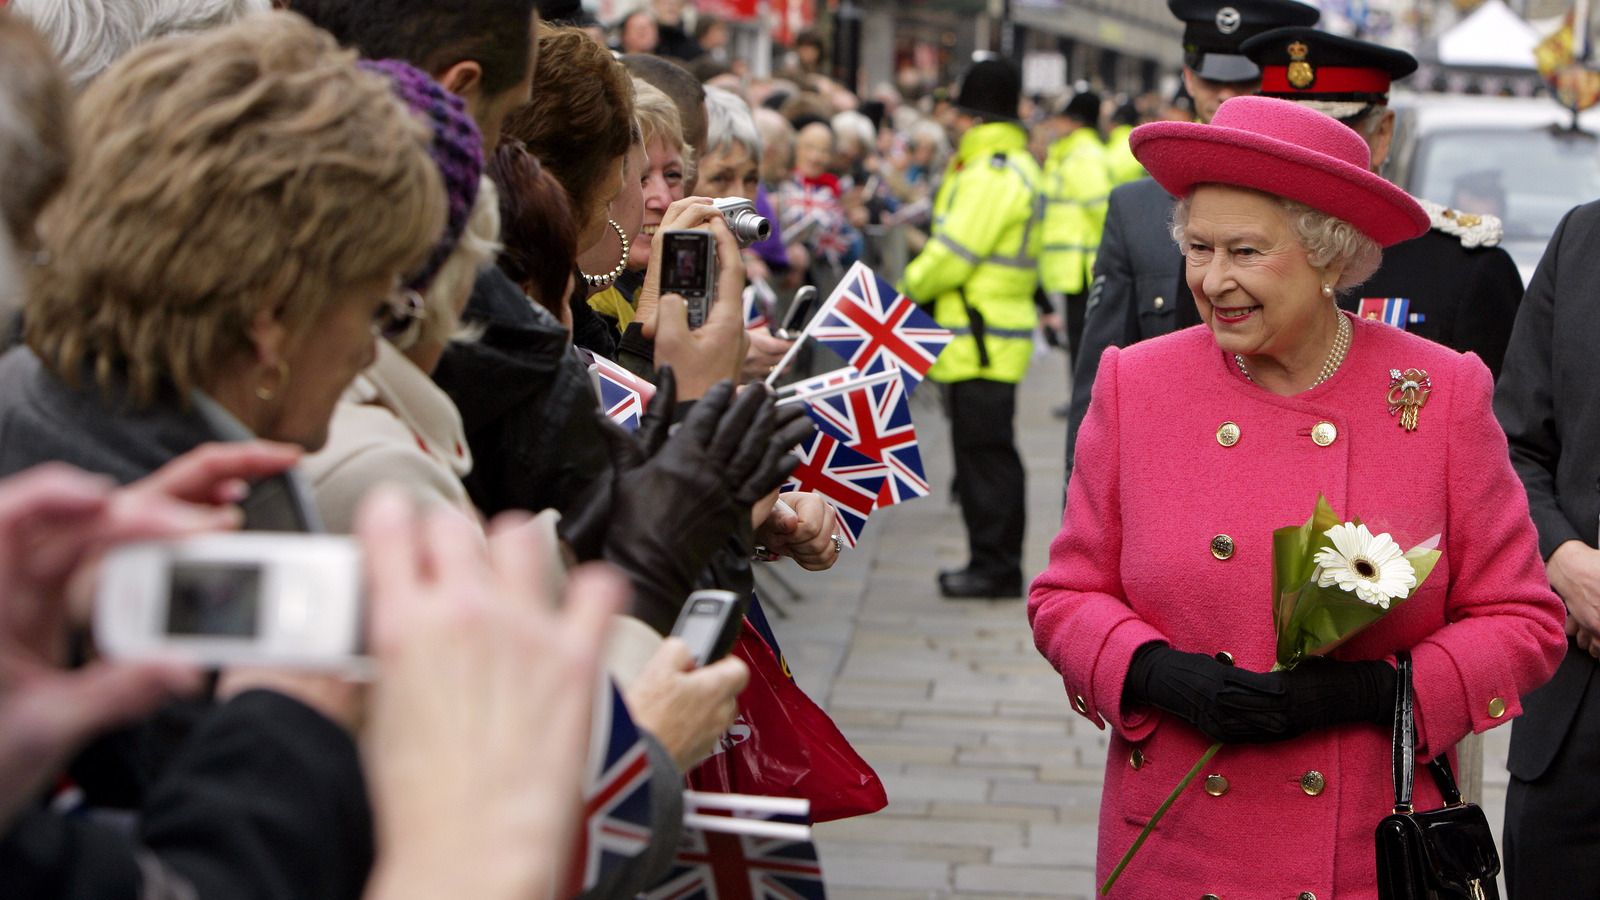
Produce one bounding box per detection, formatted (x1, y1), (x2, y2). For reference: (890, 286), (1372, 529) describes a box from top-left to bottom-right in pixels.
(956, 286), (991, 369)
(1392, 652), (1416, 812)
(1392, 651), (1467, 812)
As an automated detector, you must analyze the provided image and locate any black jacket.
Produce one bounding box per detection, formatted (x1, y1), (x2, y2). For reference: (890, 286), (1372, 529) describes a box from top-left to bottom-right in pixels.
(1496, 201), (1600, 783)
(433, 267), (609, 517)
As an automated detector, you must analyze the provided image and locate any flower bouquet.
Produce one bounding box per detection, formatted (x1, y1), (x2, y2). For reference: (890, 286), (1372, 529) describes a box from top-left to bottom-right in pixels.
(1101, 495), (1442, 895)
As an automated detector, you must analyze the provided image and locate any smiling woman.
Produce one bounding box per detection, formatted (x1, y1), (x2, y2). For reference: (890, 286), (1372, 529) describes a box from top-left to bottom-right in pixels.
(1028, 96), (1567, 899)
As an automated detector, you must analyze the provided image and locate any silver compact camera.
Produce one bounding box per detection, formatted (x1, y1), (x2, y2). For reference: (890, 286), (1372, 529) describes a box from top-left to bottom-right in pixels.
(711, 197), (771, 247)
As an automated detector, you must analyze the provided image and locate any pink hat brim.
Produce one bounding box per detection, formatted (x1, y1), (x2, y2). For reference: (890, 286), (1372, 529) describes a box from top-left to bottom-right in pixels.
(1130, 115), (1428, 247)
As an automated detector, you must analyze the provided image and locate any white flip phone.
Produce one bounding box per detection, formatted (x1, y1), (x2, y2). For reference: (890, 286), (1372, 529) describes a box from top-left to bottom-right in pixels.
(94, 533), (367, 673)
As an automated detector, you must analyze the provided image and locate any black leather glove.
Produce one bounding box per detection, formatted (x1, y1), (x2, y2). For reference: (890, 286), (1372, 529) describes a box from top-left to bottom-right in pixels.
(557, 366), (678, 562)
(563, 372), (814, 634)
(1124, 644), (1396, 744)
(1277, 655), (1396, 739)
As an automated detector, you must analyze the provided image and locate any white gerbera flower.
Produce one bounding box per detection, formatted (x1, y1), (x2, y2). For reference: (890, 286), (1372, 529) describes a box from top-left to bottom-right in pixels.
(1314, 522), (1417, 609)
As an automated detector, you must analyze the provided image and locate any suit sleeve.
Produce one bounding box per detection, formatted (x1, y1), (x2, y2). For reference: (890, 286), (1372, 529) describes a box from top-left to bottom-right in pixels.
(1454, 245), (1522, 381)
(1067, 189), (1135, 473)
(1030, 346), (1168, 740)
(1411, 357), (1568, 759)
(1494, 207), (1583, 559)
(901, 163), (1033, 303)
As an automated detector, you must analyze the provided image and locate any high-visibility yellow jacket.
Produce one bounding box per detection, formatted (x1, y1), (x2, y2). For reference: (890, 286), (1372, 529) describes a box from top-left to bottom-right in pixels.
(1039, 127), (1111, 295)
(900, 121), (1043, 385)
(1105, 123), (1146, 186)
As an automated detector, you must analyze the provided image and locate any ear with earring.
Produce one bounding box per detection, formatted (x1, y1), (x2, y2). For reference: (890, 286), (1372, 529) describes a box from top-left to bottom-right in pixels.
(255, 360), (291, 401)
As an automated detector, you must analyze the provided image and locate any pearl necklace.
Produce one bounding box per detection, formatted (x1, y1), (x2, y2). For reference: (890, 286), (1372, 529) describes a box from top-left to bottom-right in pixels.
(1235, 312), (1351, 390)
(581, 220), (631, 288)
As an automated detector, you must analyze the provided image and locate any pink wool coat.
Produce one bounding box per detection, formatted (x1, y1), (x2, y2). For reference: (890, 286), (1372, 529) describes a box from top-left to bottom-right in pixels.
(1029, 314), (1566, 900)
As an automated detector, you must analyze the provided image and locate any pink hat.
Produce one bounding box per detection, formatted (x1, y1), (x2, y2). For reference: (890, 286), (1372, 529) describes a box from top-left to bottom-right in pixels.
(1130, 95), (1427, 247)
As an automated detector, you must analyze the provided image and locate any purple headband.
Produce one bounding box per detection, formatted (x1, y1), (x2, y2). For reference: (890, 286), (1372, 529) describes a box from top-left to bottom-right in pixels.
(358, 59), (485, 293)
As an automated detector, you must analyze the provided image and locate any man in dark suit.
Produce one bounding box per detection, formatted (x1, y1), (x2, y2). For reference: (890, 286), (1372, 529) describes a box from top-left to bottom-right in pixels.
(1066, 0), (1321, 473)
(1496, 200), (1600, 899)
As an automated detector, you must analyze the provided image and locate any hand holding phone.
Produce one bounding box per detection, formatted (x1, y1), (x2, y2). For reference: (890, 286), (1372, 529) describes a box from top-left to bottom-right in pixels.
(669, 589), (748, 666)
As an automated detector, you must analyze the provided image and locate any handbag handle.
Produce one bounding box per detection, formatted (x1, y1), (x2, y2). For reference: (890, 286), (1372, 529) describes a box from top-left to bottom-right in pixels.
(1391, 652), (1466, 813)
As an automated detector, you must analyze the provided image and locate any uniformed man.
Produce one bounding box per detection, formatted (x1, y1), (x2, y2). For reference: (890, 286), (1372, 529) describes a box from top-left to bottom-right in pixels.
(900, 58), (1043, 599)
(1066, 0), (1321, 478)
(1240, 28), (1523, 377)
(1040, 91), (1112, 361)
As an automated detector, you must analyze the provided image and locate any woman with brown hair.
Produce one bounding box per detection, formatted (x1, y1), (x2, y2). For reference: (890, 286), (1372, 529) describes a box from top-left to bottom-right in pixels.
(1, 11), (443, 482)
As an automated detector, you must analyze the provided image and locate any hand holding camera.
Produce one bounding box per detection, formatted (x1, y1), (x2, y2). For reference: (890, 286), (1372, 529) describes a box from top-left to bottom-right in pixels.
(653, 207), (751, 402)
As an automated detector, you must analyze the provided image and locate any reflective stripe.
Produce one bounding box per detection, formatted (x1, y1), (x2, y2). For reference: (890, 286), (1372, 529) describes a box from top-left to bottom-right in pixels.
(948, 326), (1035, 340)
(1044, 243), (1095, 252)
(982, 254), (1037, 269)
(935, 233), (981, 265)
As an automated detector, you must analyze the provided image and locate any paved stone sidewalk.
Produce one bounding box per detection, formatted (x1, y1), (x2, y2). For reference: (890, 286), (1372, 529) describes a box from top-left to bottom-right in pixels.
(758, 351), (1511, 899)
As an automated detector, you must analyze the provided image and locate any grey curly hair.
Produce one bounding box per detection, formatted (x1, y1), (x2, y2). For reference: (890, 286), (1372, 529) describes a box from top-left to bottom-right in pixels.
(1170, 185), (1382, 294)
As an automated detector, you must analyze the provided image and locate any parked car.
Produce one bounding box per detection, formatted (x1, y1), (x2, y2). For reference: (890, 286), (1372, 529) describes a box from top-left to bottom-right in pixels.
(1386, 92), (1600, 282)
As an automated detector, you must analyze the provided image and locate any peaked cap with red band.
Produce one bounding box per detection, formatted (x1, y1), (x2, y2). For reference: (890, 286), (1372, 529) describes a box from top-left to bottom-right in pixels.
(1130, 95), (1428, 246)
(1240, 27), (1418, 105)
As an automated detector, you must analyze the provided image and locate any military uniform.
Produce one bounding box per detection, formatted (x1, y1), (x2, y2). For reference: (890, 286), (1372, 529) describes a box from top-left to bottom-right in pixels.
(901, 69), (1044, 596)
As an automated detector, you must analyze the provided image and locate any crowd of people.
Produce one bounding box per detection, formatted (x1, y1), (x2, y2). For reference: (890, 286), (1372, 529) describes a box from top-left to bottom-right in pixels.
(1, 0), (1598, 898)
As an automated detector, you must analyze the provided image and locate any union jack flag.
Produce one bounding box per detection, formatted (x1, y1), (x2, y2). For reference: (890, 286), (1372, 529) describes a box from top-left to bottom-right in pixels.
(578, 348), (657, 433)
(568, 681), (655, 893)
(778, 181), (853, 263)
(810, 263), (952, 388)
(642, 813), (826, 900)
(783, 430), (887, 547)
(803, 376), (927, 508)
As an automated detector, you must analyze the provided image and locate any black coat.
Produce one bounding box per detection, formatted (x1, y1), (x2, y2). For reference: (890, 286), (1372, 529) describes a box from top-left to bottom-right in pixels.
(433, 267), (609, 518)
(1496, 200), (1600, 784)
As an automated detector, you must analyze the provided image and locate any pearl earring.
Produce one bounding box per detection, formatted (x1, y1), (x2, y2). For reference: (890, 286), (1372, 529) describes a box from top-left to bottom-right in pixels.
(1322, 283), (1334, 298)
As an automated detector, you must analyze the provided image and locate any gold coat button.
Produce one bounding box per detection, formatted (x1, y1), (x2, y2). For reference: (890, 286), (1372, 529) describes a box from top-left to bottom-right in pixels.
(1211, 534), (1235, 560)
(1299, 893), (1317, 900)
(1488, 697), (1507, 718)
(1202, 895), (1221, 900)
(1204, 774), (1229, 796)
(1216, 421), (1241, 447)
(1215, 651), (1235, 666)
(1130, 749), (1145, 770)
(1072, 694), (1088, 714)
(1154, 296), (1165, 309)
(1301, 771), (1326, 796)
(1311, 422), (1338, 446)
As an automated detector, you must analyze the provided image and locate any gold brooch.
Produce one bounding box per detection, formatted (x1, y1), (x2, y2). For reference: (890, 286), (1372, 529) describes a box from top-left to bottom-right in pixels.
(1387, 368), (1430, 432)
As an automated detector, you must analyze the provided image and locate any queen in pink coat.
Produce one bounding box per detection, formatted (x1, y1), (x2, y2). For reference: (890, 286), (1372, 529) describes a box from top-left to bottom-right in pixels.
(1028, 96), (1567, 899)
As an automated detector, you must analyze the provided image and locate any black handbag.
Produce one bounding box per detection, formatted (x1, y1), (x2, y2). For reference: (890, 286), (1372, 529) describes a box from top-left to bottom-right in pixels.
(1374, 652), (1501, 900)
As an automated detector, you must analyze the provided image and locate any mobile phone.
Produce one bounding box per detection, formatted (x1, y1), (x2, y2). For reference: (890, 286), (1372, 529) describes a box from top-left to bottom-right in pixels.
(775, 285), (819, 340)
(659, 229), (717, 329)
(669, 589), (748, 666)
(94, 533), (367, 673)
(238, 470), (323, 533)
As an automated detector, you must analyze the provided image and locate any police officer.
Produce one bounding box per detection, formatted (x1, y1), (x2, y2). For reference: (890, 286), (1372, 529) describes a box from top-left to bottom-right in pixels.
(1240, 27), (1523, 377)
(900, 58), (1043, 599)
(1041, 91), (1112, 361)
(1067, 0), (1320, 477)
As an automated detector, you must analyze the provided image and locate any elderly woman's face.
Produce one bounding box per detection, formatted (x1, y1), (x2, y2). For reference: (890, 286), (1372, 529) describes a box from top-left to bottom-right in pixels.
(794, 124), (833, 179)
(1182, 184), (1342, 363)
(698, 144), (759, 202)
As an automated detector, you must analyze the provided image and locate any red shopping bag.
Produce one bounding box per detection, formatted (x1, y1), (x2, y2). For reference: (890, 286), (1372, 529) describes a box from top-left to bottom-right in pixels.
(687, 622), (887, 822)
